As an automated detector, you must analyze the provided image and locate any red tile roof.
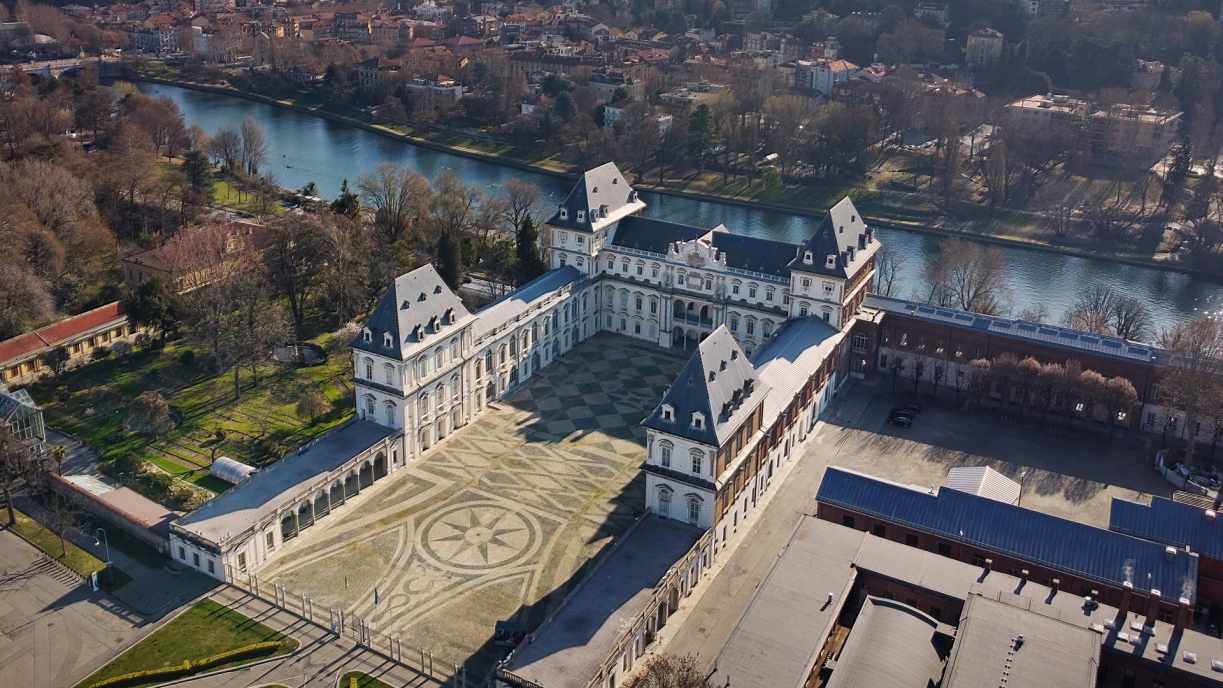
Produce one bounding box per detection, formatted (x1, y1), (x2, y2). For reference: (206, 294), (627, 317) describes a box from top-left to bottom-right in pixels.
(0, 301), (128, 366)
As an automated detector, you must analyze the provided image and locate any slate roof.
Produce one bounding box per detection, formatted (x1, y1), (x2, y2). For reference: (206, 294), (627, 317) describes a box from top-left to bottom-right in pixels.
(788, 197), (875, 278)
(824, 597), (949, 688)
(351, 264), (472, 361)
(1110, 496), (1223, 562)
(472, 266), (585, 341)
(864, 293), (1160, 363)
(753, 315), (843, 427)
(641, 326), (768, 447)
(816, 466), (1199, 603)
(546, 162), (645, 232)
(609, 216), (801, 279)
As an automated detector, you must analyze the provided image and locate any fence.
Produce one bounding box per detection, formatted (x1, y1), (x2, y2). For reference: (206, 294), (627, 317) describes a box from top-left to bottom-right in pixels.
(228, 573), (467, 687)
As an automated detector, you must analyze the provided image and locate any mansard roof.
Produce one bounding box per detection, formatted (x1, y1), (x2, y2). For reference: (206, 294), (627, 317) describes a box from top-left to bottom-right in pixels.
(788, 197), (875, 278)
(610, 216), (800, 279)
(547, 162), (645, 232)
(642, 326), (769, 447)
(351, 264), (472, 361)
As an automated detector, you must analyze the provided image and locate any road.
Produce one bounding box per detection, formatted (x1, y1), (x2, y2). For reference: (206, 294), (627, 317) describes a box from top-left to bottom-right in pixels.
(651, 388), (874, 668)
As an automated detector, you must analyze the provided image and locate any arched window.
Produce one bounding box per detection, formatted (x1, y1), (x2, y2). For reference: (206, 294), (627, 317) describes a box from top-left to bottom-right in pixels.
(364, 395), (375, 415)
(729, 315), (739, 332)
(620, 291), (629, 308)
(434, 386), (444, 410)
(434, 347), (443, 369)
(686, 496), (701, 525)
(384, 363), (395, 385)
(363, 358), (373, 379)
(451, 339), (459, 359)
(762, 320), (773, 339)
(659, 441), (673, 467)
(657, 486), (672, 518)
(418, 356), (427, 379)
(485, 351), (493, 375)
(690, 449), (703, 475)
(799, 302), (810, 317)
(509, 337), (518, 356)
(852, 332), (868, 350)
(384, 401), (396, 427)
(419, 393), (429, 417)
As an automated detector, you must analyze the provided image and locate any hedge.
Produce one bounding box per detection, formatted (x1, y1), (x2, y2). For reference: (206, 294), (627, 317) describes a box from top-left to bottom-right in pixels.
(88, 642), (282, 688)
(87, 661), (191, 688)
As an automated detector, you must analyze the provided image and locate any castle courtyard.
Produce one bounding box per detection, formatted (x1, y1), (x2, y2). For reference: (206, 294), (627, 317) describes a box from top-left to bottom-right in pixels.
(256, 333), (685, 681)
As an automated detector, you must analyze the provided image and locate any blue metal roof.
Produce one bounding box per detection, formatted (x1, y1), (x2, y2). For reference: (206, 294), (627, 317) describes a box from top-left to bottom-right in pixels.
(817, 467), (1199, 603)
(1110, 496), (1223, 562)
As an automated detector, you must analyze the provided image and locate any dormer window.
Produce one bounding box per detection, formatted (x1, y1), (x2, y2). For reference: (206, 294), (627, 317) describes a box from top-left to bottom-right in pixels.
(661, 404), (674, 422)
(383, 333), (393, 347)
(803, 250), (813, 264)
(560, 207), (569, 220)
(826, 254), (837, 268)
(692, 412), (704, 429)
(362, 328), (372, 342)
(577, 210), (586, 222)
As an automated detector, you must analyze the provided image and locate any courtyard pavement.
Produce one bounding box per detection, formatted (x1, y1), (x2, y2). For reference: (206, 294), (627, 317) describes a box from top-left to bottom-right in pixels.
(257, 334), (685, 683)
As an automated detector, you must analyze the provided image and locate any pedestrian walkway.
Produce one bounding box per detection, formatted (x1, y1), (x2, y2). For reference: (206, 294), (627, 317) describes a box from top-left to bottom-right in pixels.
(172, 587), (444, 688)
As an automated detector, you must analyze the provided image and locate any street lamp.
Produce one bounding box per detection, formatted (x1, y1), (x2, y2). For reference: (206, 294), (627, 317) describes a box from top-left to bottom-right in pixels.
(93, 528), (113, 584)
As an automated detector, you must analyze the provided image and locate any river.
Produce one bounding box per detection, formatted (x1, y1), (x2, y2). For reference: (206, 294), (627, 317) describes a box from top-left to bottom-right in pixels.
(136, 81), (1223, 331)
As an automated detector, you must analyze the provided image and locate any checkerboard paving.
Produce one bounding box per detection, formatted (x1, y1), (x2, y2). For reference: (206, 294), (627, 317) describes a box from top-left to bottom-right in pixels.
(257, 333), (684, 682)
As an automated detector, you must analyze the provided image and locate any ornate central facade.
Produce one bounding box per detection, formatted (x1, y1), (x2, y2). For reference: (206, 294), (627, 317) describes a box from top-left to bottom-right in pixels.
(350, 162), (878, 547)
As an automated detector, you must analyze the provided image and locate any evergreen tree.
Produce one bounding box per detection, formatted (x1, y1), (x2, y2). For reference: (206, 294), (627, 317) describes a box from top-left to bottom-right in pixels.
(553, 91), (577, 122)
(181, 149), (214, 203)
(436, 232), (464, 290)
(515, 216), (547, 285)
(331, 179), (360, 217)
(687, 103), (716, 170)
(610, 86), (629, 103)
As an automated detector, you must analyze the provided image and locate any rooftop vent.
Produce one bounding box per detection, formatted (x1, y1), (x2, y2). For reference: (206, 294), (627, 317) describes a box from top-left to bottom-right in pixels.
(1207, 510), (1217, 524)
(1166, 546), (1177, 561)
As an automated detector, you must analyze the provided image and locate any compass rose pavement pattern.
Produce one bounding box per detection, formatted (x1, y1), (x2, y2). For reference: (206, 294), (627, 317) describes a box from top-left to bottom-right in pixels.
(257, 334), (684, 680)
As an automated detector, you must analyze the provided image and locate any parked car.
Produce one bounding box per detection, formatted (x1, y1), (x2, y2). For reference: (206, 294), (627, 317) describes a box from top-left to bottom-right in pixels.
(887, 414), (912, 428)
(891, 404), (921, 416)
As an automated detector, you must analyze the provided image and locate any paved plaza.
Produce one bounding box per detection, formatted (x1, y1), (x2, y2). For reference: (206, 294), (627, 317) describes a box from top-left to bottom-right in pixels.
(258, 334), (684, 681)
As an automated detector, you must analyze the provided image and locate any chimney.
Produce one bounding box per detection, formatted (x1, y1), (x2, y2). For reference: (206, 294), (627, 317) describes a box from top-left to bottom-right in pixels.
(1145, 589), (1162, 629)
(1174, 596), (1192, 636)
(1118, 581), (1134, 625)
(1208, 510), (1217, 525)
(1020, 568), (1029, 583)
(983, 558), (993, 573)
(1051, 578), (1060, 593)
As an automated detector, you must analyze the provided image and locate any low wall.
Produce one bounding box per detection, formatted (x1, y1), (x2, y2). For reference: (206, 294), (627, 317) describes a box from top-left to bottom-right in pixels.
(49, 474), (173, 553)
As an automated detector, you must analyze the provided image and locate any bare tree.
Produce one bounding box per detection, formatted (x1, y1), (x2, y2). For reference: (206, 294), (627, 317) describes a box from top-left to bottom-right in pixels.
(918, 238), (1009, 315)
(207, 127), (242, 171)
(874, 248), (905, 297)
(499, 178), (545, 232)
(125, 391), (175, 439)
(0, 423), (34, 525)
(240, 114), (268, 176)
(0, 264), (53, 340)
(265, 214), (325, 336)
(624, 654), (712, 688)
(357, 162), (431, 247)
(1158, 317), (1223, 466)
(430, 170), (480, 237)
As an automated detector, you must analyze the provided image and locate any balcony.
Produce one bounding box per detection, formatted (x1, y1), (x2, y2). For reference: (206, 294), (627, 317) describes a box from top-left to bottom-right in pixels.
(675, 313), (715, 329)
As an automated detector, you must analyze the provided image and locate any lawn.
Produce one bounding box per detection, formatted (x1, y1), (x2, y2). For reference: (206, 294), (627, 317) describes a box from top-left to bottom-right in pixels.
(339, 672), (394, 688)
(213, 178), (286, 216)
(78, 599), (299, 688)
(33, 331), (355, 505)
(7, 509), (132, 591)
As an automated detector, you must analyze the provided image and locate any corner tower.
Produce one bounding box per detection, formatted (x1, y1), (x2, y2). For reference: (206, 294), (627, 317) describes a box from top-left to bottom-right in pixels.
(546, 162), (646, 277)
(786, 197), (879, 329)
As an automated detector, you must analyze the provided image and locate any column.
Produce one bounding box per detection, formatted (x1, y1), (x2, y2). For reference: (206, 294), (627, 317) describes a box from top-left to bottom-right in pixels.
(292, 509), (300, 537)
(309, 497), (316, 527)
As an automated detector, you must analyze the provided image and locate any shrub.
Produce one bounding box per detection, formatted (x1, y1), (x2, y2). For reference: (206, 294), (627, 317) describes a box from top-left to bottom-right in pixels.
(191, 641), (281, 671)
(91, 345), (112, 361)
(179, 349), (196, 367)
(89, 661), (191, 688)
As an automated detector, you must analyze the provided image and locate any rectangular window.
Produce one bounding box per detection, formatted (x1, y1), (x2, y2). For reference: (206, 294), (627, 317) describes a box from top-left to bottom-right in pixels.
(732, 284), (740, 295)
(972, 553), (986, 566)
(872, 524), (886, 537)
(179, 546), (186, 560)
(842, 515), (855, 528)
(765, 291), (773, 301)
(207, 559), (215, 574)
(904, 533), (918, 546)
(937, 543), (952, 557)
(193, 553), (200, 567)
(238, 552), (247, 572)
(266, 532), (275, 550)
(637, 265), (643, 275)
(749, 287), (757, 298)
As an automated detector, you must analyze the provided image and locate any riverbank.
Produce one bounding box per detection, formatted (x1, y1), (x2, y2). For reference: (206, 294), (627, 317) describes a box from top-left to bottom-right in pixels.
(137, 75), (1209, 277)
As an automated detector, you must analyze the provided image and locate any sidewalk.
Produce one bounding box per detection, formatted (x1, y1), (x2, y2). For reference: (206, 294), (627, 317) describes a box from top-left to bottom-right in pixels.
(169, 587), (445, 688)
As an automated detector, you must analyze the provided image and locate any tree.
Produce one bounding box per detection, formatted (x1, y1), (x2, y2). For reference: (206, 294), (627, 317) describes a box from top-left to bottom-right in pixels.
(687, 103), (716, 170)
(44, 346), (69, 379)
(436, 231), (464, 290)
(515, 216), (547, 285)
(331, 179), (360, 218)
(265, 214), (325, 337)
(624, 654), (711, 688)
(240, 114), (268, 176)
(295, 388), (327, 424)
(918, 238), (1009, 315)
(430, 170), (479, 238)
(125, 391), (175, 439)
(108, 123), (157, 234)
(1061, 285), (1152, 341)
(1078, 369), (1108, 424)
(0, 264), (54, 340)
(127, 275), (179, 345)
(0, 423), (33, 525)
(207, 428), (227, 463)
(499, 178), (544, 232)
(1158, 317), (1223, 466)
(207, 127), (242, 172)
(46, 443), (66, 475)
(44, 494), (79, 558)
(1102, 376), (1138, 440)
(553, 91), (577, 122)
(319, 214), (373, 323)
(181, 148), (214, 204)
(874, 249), (904, 297)
(358, 162), (431, 247)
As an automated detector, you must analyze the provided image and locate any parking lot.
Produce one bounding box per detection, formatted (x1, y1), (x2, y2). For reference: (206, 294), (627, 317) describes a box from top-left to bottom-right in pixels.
(815, 385), (1172, 527)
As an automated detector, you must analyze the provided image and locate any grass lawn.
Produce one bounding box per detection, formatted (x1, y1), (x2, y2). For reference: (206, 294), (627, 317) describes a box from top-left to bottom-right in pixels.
(339, 672), (394, 688)
(79, 599), (298, 688)
(7, 509), (132, 591)
(33, 331), (355, 506)
(213, 179), (286, 216)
